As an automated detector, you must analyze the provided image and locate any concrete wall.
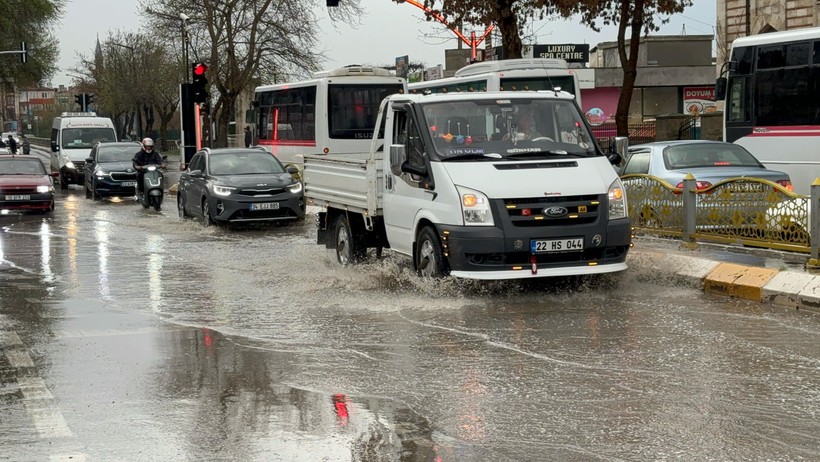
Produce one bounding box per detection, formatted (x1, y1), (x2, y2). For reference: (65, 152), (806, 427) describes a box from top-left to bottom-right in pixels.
(595, 66), (717, 87)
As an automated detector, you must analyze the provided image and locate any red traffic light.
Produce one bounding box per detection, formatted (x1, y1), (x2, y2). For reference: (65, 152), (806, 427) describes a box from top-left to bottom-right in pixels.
(193, 63), (208, 76)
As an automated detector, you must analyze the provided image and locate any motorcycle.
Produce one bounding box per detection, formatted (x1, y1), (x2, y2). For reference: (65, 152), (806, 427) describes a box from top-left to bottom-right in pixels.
(137, 161), (166, 211)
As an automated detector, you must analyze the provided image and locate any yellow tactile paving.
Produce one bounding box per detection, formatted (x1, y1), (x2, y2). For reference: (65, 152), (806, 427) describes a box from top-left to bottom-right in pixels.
(703, 263), (779, 302)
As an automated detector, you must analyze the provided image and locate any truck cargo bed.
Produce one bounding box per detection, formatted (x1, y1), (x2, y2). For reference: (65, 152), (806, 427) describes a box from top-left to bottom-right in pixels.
(303, 152), (384, 216)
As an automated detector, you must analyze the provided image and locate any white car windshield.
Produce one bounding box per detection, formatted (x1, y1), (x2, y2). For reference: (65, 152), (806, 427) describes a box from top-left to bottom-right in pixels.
(421, 98), (598, 160)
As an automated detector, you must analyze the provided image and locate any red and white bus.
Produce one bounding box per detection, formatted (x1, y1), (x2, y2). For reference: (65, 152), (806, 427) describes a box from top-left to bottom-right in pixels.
(253, 66), (406, 165)
(718, 27), (820, 194)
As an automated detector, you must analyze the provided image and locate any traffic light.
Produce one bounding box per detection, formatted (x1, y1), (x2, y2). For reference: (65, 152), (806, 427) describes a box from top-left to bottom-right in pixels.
(191, 62), (209, 103)
(327, 0), (339, 5)
(74, 94), (84, 110)
(86, 94), (94, 110)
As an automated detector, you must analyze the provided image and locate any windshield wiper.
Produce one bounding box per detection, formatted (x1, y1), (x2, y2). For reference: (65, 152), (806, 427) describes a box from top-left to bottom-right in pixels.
(443, 153), (503, 161)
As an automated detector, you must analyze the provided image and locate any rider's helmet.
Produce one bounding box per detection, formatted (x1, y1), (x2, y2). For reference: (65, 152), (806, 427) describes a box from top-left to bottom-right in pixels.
(142, 137), (155, 150)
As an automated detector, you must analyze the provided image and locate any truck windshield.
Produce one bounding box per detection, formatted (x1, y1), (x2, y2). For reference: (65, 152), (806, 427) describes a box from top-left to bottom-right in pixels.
(421, 99), (598, 160)
(62, 128), (117, 149)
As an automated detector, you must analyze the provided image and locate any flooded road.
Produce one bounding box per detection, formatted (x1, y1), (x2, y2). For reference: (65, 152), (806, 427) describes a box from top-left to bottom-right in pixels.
(1, 182), (819, 461)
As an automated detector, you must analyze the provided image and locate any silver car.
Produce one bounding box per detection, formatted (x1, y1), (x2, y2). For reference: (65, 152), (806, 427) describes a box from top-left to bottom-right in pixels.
(620, 140), (793, 189)
(620, 140), (794, 230)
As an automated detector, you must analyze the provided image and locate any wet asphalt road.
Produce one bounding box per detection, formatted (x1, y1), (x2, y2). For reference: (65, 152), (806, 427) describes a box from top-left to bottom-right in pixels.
(1, 153), (819, 461)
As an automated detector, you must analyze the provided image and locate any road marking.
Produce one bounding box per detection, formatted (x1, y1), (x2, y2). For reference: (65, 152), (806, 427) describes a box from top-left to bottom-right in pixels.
(5, 349), (35, 368)
(0, 331), (23, 347)
(17, 377), (73, 438)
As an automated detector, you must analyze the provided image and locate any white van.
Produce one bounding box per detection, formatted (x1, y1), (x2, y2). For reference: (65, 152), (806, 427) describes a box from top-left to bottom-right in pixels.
(51, 112), (117, 189)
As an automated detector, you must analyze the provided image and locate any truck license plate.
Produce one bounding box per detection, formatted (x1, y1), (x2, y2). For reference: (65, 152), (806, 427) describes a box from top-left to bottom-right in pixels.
(122, 181), (137, 187)
(5, 195), (30, 200)
(531, 237), (584, 253)
(250, 202), (279, 211)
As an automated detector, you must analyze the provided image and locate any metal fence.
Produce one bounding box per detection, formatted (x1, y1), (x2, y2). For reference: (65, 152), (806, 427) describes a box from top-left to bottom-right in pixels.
(592, 122), (656, 152)
(622, 174), (819, 263)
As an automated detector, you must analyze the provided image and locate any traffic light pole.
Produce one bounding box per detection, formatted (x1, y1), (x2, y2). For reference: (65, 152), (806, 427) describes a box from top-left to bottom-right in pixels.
(179, 83), (197, 168)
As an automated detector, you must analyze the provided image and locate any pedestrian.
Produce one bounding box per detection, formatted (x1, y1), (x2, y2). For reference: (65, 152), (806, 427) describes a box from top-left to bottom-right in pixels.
(21, 135), (30, 155)
(244, 126), (252, 148)
(7, 135), (17, 154)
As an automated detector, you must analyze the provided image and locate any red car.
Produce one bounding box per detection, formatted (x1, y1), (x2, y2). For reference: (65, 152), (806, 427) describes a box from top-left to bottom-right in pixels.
(0, 155), (56, 213)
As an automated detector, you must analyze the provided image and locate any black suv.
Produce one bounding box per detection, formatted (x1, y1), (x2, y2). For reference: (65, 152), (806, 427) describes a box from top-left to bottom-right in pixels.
(84, 142), (142, 200)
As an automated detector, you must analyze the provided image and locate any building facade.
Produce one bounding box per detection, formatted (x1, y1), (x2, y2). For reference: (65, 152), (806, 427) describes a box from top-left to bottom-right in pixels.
(717, 0), (820, 65)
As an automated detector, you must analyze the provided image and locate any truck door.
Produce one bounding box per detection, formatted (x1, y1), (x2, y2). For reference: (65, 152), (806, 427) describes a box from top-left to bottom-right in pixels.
(383, 108), (435, 257)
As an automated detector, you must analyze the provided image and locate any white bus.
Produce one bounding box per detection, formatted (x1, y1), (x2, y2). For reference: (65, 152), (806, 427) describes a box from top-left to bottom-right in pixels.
(253, 66), (406, 165)
(408, 58), (583, 108)
(718, 27), (820, 194)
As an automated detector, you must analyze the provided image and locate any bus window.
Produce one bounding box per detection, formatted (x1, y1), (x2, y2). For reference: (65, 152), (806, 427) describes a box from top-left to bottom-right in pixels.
(757, 44), (785, 69)
(727, 77), (751, 122)
(731, 46), (754, 74)
(328, 84), (403, 139)
(786, 41), (810, 67)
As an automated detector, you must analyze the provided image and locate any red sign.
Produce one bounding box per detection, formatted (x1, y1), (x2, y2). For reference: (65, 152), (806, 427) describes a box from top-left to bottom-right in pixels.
(683, 86), (715, 101)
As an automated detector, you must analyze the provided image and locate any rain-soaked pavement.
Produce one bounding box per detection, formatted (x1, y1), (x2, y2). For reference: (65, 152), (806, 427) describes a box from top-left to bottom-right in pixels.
(1, 156), (819, 461)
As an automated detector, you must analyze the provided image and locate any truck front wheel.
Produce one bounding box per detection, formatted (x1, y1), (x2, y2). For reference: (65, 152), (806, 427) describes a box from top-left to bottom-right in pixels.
(335, 214), (365, 265)
(416, 226), (449, 278)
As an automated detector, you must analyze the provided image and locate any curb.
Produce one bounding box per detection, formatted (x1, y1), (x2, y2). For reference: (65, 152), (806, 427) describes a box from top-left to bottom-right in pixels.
(629, 248), (820, 313)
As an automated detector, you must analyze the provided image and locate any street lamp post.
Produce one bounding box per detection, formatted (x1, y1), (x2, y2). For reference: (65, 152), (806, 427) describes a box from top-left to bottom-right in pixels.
(180, 13), (190, 81)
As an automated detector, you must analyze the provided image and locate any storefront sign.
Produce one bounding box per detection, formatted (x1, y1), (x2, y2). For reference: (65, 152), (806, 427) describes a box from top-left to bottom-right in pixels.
(532, 44), (590, 63)
(683, 86), (717, 115)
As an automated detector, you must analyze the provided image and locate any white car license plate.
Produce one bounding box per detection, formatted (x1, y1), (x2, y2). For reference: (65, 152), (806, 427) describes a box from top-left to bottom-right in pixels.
(531, 237), (584, 253)
(122, 181), (137, 187)
(5, 195), (30, 201)
(250, 202), (279, 211)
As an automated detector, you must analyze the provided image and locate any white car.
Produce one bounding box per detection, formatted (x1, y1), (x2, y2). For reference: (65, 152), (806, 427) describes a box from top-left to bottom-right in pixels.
(1, 132), (21, 149)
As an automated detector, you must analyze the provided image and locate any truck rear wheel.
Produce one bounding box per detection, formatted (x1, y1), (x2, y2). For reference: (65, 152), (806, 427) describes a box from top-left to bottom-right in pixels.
(416, 226), (448, 278)
(335, 214), (365, 265)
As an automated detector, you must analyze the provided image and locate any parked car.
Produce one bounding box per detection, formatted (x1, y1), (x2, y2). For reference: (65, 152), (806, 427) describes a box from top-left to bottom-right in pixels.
(620, 140), (793, 228)
(620, 140), (793, 189)
(177, 147), (305, 226)
(83, 141), (142, 200)
(0, 154), (56, 213)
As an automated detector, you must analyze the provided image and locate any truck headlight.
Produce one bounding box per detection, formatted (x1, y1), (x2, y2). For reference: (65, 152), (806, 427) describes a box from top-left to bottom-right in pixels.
(65, 160), (76, 170)
(456, 185), (494, 226)
(608, 178), (627, 220)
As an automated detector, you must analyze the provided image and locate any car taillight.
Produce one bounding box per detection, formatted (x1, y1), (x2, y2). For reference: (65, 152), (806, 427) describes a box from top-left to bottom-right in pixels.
(673, 180), (712, 194)
(775, 179), (793, 192)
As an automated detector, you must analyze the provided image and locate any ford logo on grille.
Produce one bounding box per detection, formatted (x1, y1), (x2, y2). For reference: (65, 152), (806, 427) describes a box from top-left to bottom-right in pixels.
(543, 206), (568, 217)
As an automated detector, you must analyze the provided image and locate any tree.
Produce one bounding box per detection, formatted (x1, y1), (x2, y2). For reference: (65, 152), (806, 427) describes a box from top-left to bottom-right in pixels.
(141, 0), (365, 147)
(420, 0), (547, 60)
(546, 0), (692, 136)
(0, 0), (63, 86)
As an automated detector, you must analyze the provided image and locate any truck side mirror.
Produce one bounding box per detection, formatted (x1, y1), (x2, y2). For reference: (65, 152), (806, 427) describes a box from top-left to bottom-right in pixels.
(389, 144), (406, 176)
(51, 140), (58, 152)
(608, 136), (628, 166)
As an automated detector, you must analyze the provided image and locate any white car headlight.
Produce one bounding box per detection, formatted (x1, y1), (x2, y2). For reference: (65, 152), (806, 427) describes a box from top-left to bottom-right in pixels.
(456, 185), (494, 226)
(286, 181), (303, 194)
(608, 178), (627, 220)
(213, 185), (236, 196)
(65, 160), (76, 170)
(36, 185), (51, 193)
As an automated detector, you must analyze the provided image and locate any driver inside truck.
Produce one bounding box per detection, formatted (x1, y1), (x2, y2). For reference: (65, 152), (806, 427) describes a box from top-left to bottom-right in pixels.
(503, 108), (543, 141)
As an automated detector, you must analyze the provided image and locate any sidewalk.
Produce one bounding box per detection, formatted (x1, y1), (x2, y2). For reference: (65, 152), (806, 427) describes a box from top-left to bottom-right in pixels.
(630, 234), (820, 313)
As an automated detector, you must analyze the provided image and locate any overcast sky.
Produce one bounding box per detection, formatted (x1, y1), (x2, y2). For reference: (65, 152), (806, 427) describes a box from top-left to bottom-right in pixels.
(53, 0), (716, 88)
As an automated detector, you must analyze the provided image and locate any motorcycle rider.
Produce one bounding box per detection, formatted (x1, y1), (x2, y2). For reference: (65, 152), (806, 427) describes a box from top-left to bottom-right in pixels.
(132, 137), (164, 197)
